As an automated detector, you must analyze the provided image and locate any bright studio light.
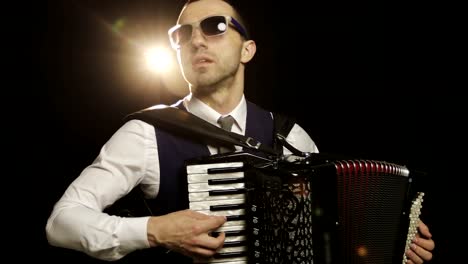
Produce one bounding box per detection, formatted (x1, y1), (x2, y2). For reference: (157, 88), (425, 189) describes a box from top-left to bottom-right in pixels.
(144, 46), (173, 73)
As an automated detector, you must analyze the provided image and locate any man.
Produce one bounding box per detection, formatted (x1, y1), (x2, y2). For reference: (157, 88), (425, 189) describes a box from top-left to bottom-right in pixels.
(46, 0), (435, 263)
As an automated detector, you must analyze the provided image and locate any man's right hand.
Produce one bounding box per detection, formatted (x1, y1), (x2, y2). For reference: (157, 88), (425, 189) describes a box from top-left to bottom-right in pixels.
(147, 209), (227, 259)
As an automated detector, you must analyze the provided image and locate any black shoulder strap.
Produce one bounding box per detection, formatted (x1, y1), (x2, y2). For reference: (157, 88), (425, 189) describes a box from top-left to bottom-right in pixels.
(124, 104), (281, 157)
(273, 112), (296, 139)
(273, 112), (307, 156)
(272, 112), (295, 153)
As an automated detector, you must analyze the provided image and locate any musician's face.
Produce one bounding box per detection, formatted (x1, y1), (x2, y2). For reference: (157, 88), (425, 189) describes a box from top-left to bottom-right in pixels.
(174, 0), (251, 94)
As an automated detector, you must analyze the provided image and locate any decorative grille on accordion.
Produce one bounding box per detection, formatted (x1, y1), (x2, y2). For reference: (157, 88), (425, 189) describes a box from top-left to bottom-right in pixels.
(186, 153), (425, 264)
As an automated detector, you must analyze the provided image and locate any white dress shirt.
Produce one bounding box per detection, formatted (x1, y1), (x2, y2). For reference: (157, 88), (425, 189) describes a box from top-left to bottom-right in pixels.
(45, 94), (319, 261)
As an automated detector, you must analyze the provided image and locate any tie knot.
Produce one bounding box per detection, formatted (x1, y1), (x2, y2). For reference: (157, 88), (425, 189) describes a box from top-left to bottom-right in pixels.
(218, 115), (235, 132)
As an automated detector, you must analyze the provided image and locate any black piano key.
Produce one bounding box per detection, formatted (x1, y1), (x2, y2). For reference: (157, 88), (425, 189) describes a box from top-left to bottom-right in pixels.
(224, 230), (246, 236)
(207, 166), (244, 174)
(226, 215), (245, 221)
(208, 177), (244, 185)
(214, 251), (247, 259)
(223, 241), (247, 247)
(209, 189), (246, 196)
(211, 230), (246, 237)
(210, 203), (244, 211)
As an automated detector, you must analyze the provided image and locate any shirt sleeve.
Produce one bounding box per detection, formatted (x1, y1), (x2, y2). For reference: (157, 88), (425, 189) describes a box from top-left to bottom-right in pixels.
(45, 119), (160, 261)
(284, 123), (319, 154)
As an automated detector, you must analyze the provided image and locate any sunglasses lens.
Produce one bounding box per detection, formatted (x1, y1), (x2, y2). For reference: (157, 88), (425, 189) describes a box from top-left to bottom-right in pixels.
(171, 25), (192, 47)
(170, 16), (229, 48)
(200, 16), (227, 36)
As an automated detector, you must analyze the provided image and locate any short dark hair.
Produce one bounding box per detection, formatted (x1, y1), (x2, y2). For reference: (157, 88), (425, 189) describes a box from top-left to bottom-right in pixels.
(183, 0), (250, 39)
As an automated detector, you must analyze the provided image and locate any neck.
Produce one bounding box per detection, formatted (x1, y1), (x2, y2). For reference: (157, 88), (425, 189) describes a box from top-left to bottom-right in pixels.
(192, 66), (245, 115)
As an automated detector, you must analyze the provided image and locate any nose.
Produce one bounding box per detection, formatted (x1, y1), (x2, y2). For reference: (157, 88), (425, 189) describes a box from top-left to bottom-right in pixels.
(190, 26), (207, 47)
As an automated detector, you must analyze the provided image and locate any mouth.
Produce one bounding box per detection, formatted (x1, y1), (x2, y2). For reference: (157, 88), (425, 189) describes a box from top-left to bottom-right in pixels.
(192, 56), (214, 68)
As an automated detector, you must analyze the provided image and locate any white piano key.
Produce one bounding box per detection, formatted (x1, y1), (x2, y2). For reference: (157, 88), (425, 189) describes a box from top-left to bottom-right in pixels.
(211, 257), (247, 264)
(219, 220), (245, 227)
(211, 226), (246, 245)
(224, 235), (247, 243)
(188, 182), (245, 193)
(218, 246), (247, 254)
(214, 225), (246, 232)
(187, 171), (244, 183)
(189, 191), (245, 202)
(187, 162), (244, 174)
(197, 209), (245, 217)
(194, 257), (247, 264)
(189, 199), (245, 210)
(212, 256), (248, 263)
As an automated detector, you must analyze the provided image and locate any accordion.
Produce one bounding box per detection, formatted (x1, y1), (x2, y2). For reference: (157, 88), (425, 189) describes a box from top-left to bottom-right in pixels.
(186, 152), (425, 264)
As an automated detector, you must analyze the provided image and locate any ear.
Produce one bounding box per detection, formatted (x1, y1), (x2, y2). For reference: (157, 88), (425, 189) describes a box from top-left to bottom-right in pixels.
(240, 40), (256, 63)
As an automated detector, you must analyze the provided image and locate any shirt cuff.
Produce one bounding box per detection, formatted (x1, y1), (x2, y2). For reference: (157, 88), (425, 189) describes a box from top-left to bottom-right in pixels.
(117, 216), (151, 255)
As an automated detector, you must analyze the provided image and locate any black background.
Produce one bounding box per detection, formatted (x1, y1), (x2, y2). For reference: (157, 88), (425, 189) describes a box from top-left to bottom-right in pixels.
(9, 0), (458, 263)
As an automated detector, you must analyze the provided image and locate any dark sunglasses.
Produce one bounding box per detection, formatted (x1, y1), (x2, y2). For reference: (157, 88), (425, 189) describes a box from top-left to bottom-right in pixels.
(168, 15), (248, 49)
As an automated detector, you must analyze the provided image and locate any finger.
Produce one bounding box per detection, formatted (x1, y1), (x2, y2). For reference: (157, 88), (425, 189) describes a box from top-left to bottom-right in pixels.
(190, 246), (218, 258)
(215, 232), (226, 250)
(195, 216), (227, 233)
(198, 231), (226, 250)
(408, 242), (432, 263)
(417, 221), (432, 238)
(191, 228), (226, 250)
(187, 210), (227, 223)
(406, 246), (423, 264)
(185, 210), (212, 220)
(414, 236), (435, 251)
(183, 243), (218, 258)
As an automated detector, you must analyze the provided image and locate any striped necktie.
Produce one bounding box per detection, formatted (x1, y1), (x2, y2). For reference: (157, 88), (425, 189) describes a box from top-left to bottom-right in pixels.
(217, 115), (236, 153)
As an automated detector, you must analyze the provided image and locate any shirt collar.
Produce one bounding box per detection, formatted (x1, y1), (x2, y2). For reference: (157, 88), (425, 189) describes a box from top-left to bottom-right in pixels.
(183, 94), (247, 133)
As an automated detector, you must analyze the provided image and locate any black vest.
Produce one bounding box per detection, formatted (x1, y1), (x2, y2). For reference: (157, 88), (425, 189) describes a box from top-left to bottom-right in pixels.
(121, 101), (275, 263)
(152, 100), (274, 217)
